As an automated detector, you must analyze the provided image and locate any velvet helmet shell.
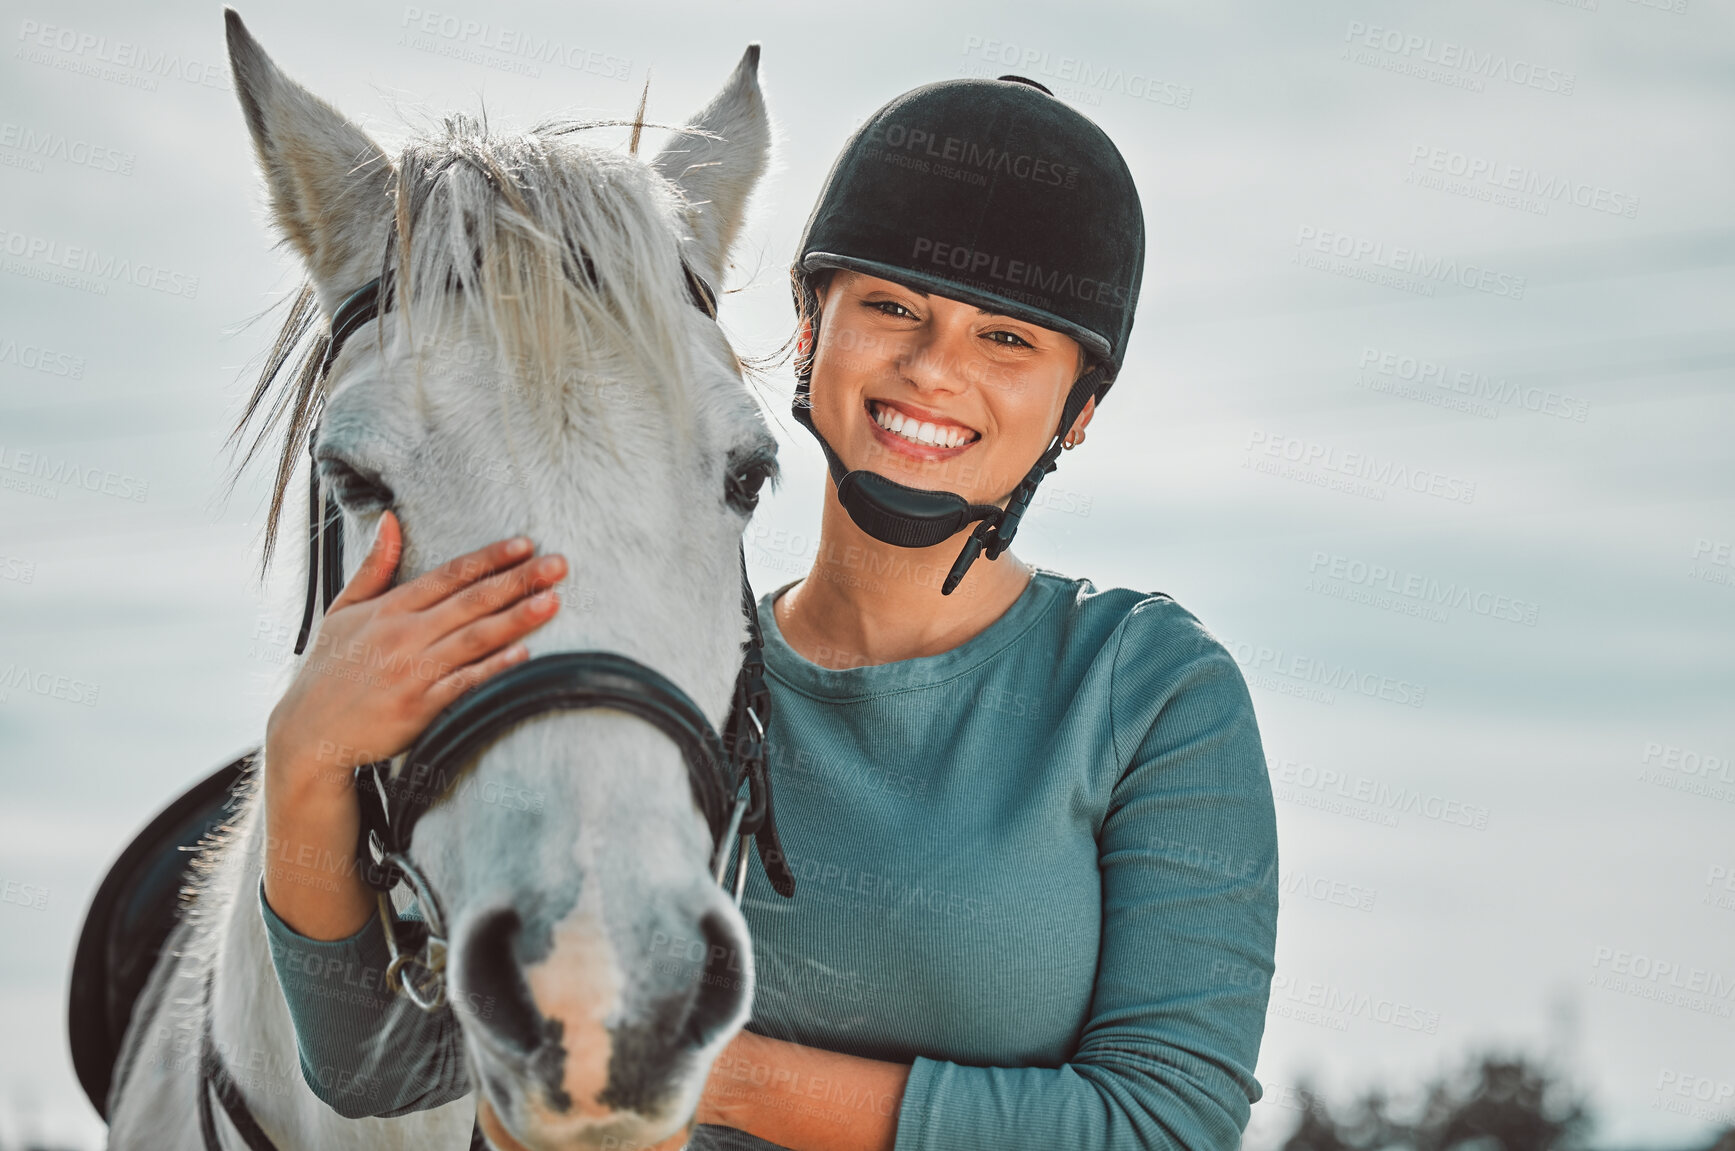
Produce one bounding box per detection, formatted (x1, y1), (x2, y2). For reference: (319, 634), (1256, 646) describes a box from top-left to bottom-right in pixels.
(790, 73), (1146, 396)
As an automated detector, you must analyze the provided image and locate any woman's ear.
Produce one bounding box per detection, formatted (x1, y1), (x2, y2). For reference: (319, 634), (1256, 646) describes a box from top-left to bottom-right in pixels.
(1069, 395), (1097, 438)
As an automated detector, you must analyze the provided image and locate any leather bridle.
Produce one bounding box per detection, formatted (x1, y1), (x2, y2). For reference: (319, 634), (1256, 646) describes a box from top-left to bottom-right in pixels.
(198, 258), (793, 1149)
(301, 260), (795, 1002)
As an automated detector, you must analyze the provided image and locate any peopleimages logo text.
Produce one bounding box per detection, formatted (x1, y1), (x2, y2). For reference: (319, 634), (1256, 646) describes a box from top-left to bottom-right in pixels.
(15, 19), (229, 89)
(0, 122), (134, 176)
(1269, 757), (1491, 830)
(0, 443), (149, 502)
(0, 664), (101, 707)
(1308, 551), (1540, 626)
(862, 119), (1079, 188)
(0, 226), (198, 298)
(910, 237), (1129, 309)
(1266, 973), (1442, 1034)
(1342, 21), (1576, 94)
(398, 8), (630, 79)
(1217, 636), (1428, 709)
(1246, 430), (1478, 504)
(1591, 946), (1735, 1001)
(1295, 226), (1526, 300)
(1407, 145), (1638, 219)
(959, 36), (1192, 109)
(1358, 346), (1588, 422)
(0, 336), (84, 379)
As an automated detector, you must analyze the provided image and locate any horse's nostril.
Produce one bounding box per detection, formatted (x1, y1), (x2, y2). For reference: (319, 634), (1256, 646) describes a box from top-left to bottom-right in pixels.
(684, 910), (749, 1048)
(600, 908), (750, 1115)
(457, 907), (546, 1056)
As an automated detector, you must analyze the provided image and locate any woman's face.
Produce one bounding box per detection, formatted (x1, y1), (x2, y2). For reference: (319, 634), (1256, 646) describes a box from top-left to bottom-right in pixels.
(805, 270), (1094, 508)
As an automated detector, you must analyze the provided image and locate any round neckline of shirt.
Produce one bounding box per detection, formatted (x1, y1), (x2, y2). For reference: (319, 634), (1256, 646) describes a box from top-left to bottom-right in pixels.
(757, 566), (1071, 702)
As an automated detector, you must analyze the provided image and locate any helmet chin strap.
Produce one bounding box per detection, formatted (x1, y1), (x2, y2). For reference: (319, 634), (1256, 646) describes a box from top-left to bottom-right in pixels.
(791, 348), (1105, 595)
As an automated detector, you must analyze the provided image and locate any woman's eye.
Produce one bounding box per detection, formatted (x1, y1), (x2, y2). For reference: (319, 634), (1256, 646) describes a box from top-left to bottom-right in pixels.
(984, 330), (1033, 348)
(868, 300), (915, 319)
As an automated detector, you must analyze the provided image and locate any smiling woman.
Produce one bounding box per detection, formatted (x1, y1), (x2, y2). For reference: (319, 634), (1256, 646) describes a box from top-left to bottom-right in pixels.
(676, 76), (1280, 1151)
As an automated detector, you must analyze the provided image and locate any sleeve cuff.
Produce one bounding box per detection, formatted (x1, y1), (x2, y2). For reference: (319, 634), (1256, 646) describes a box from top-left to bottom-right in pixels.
(891, 1056), (938, 1151)
(256, 877), (399, 1026)
(257, 878), (377, 944)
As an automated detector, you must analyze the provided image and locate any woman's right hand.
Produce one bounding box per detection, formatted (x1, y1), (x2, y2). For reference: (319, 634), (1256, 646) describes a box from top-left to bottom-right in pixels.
(261, 510), (567, 940)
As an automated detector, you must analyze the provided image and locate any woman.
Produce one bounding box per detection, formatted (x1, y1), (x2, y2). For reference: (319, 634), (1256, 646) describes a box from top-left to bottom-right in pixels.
(261, 75), (1278, 1151)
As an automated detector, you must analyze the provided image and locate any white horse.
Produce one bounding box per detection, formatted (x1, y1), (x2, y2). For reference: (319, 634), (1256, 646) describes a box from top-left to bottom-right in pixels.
(105, 11), (775, 1149)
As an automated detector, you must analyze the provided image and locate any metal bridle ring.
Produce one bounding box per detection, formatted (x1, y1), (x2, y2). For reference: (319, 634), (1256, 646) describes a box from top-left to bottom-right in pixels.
(378, 853), (450, 1011)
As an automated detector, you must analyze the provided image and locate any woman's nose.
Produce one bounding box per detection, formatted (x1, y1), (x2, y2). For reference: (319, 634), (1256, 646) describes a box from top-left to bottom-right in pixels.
(896, 325), (973, 394)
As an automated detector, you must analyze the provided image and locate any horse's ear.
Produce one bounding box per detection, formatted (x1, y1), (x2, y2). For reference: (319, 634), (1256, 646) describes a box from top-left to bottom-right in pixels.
(225, 8), (394, 309)
(649, 44), (770, 291)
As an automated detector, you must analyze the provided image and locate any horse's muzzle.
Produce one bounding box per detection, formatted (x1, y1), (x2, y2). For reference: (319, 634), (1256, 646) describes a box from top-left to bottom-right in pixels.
(455, 898), (751, 1133)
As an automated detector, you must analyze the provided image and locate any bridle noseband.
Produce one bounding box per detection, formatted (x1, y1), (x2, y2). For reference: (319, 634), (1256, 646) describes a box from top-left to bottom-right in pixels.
(288, 259), (793, 1011)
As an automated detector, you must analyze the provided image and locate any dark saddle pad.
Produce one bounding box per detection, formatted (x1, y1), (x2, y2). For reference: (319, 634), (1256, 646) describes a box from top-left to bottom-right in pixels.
(68, 749), (258, 1118)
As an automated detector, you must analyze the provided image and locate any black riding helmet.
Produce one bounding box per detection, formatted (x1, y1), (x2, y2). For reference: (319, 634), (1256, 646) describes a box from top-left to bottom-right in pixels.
(791, 74), (1146, 593)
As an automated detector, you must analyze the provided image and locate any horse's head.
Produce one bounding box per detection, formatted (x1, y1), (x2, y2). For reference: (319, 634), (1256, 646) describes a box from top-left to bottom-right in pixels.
(227, 11), (776, 1146)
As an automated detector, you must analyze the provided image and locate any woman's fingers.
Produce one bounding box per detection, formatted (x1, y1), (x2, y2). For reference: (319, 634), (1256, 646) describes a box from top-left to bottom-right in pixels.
(272, 530), (566, 768)
(421, 552), (568, 638)
(425, 589), (560, 672)
(388, 534), (537, 613)
(426, 640), (532, 710)
(327, 510), (403, 610)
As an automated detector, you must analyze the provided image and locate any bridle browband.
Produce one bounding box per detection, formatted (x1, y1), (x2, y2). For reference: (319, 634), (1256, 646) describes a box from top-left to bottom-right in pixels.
(199, 254), (791, 1151)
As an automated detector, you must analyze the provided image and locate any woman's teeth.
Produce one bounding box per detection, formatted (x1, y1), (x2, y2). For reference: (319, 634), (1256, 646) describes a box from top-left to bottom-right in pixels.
(869, 401), (977, 449)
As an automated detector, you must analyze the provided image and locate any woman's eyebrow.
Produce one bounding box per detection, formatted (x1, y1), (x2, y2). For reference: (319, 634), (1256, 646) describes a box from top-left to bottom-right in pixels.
(886, 285), (1021, 321)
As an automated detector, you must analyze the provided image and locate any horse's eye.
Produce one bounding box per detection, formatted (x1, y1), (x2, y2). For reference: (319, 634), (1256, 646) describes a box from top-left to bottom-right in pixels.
(726, 458), (775, 515)
(317, 452), (395, 515)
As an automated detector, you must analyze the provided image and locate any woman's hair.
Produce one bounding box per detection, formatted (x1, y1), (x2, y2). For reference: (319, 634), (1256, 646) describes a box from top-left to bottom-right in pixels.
(790, 267), (834, 383)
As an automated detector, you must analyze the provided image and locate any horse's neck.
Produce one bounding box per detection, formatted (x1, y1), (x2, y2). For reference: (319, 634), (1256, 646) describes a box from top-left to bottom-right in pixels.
(201, 786), (471, 1148)
(205, 794), (329, 1144)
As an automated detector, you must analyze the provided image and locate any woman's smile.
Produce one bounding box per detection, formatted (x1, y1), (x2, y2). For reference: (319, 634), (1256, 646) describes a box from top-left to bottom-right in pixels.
(864, 396), (982, 460)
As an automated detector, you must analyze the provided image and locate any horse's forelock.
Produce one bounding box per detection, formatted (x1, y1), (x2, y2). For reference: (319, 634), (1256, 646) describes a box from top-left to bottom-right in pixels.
(388, 117), (697, 425)
(230, 115), (710, 576)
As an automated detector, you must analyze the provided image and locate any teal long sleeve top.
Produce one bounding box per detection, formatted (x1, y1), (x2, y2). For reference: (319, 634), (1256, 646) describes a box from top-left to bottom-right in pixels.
(260, 568), (1280, 1150)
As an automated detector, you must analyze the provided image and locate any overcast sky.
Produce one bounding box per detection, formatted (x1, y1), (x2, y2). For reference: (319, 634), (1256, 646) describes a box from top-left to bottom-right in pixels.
(1, 0), (1731, 1147)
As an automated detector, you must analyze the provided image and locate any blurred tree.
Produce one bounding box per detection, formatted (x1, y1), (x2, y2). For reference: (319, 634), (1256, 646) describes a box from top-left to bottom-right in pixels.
(1280, 1052), (1592, 1151)
(1415, 1056), (1589, 1151)
(1283, 1085), (1355, 1151)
